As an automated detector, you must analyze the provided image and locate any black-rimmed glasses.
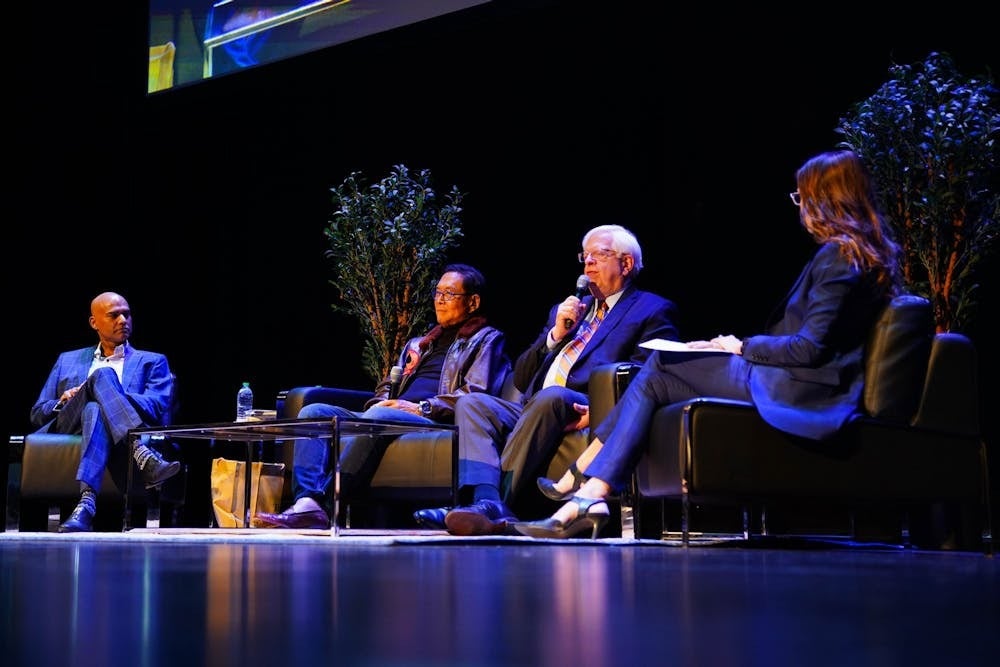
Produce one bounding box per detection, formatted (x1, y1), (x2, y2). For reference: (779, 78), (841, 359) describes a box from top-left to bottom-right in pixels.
(432, 289), (468, 303)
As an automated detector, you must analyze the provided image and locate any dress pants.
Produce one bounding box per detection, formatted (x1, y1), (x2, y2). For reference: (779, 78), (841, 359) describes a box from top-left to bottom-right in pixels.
(49, 366), (145, 492)
(293, 402), (435, 507)
(456, 385), (588, 503)
(587, 351), (752, 490)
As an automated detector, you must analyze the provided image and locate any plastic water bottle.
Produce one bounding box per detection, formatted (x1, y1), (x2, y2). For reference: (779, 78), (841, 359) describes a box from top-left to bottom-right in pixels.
(236, 382), (254, 422)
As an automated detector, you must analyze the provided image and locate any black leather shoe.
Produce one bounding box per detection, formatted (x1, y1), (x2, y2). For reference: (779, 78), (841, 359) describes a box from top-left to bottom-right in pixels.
(251, 508), (330, 529)
(139, 450), (182, 489)
(58, 502), (95, 533)
(413, 506), (451, 530)
(445, 500), (518, 536)
(537, 462), (587, 501)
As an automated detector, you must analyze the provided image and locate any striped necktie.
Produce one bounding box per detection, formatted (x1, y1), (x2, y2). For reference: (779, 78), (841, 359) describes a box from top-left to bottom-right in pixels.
(552, 301), (607, 387)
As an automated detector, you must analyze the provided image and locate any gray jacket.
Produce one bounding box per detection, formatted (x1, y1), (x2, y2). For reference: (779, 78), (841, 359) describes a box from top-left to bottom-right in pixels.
(368, 317), (509, 422)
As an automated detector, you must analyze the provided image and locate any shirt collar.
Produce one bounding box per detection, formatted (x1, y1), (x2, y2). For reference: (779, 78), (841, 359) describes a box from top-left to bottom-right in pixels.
(94, 341), (130, 362)
(599, 289), (624, 312)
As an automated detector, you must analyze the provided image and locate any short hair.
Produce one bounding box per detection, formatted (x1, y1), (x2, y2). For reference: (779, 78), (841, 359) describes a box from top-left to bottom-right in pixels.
(582, 224), (644, 277)
(443, 263), (486, 298)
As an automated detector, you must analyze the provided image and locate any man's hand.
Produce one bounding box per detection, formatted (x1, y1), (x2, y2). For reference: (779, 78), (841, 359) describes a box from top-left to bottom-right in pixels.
(59, 384), (82, 404)
(564, 402), (590, 432)
(551, 296), (587, 341)
(376, 398), (422, 416)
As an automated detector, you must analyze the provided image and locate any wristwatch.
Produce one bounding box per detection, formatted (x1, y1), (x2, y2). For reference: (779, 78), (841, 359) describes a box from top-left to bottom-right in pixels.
(418, 400), (432, 417)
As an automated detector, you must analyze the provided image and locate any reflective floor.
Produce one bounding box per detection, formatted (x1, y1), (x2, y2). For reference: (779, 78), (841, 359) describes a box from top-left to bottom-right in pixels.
(2, 533), (997, 667)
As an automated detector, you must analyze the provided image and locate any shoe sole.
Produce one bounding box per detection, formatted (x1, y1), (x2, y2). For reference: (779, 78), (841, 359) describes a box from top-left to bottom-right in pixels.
(249, 520), (329, 529)
(413, 508), (451, 530)
(144, 461), (182, 489)
(57, 524), (93, 533)
(445, 510), (509, 536)
(250, 510), (329, 530)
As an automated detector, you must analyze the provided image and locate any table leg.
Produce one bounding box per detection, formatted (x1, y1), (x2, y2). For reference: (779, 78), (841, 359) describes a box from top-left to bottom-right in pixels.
(243, 440), (254, 528)
(123, 433), (140, 531)
(331, 422), (340, 538)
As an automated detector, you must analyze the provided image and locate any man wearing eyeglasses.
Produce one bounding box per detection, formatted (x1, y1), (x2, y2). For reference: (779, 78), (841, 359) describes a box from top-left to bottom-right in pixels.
(414, 224), (680, 535)
(253, 263), (510, 529)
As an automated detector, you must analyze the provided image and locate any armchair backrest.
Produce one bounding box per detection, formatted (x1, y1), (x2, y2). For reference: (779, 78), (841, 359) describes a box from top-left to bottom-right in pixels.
(859, 293), (979, 436)
(861, 294), (933, 422)
(499, 367), (522, 404)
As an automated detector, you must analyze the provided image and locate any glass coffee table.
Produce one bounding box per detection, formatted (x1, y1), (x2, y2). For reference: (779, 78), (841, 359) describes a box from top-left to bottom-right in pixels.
(127, 417), (458, 535)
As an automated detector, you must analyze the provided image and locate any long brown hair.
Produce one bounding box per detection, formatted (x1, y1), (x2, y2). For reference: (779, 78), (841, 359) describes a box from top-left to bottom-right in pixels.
(796, 150), (902, 293)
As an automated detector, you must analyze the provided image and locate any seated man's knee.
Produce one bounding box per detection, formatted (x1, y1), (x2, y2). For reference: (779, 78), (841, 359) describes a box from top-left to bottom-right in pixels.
(88, 365), (121, 389)
(455, 392), (502, 418)
(362, 405), (407, 421)
(525, 386), (573, 410)
(298, 402), (337, 419)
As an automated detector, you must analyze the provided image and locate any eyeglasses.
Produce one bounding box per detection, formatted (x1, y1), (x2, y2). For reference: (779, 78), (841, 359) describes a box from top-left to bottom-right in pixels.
(432, 289), (468, 303)
(578, 249), (620, 263)
(789, 191), (802, 206)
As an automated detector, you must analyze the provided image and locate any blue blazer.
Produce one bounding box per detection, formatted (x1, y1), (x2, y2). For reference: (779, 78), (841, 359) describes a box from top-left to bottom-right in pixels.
(744, 242), (889, 440)
(514, 284), (680, 397)
(30, 346), (175, 431)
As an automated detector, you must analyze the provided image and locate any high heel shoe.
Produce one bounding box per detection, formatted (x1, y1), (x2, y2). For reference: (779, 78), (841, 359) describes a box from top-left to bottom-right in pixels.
(513, 495), (609, 540)
(536, 462), (587, 501)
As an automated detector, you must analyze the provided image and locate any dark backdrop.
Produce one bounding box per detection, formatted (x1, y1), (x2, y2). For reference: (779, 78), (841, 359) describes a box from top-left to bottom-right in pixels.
(9, 1), (998, 517)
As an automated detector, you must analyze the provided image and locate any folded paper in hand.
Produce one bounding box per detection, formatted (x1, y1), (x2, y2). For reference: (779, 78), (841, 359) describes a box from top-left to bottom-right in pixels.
(640, 339), (732, 354)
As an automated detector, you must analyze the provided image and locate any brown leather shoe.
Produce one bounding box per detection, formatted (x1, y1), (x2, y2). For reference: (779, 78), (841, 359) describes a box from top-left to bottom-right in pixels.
(251, 508), (330, 529)
(445, 500), (518, 536)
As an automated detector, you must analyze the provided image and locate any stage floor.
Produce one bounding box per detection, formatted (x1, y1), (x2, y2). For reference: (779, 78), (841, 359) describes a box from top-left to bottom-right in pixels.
(2, 530), (997, 667)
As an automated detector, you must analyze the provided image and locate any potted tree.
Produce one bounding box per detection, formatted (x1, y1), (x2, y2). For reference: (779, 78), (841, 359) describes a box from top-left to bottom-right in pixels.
(323, 164), (464, 382)
(835, 51), (999, 332)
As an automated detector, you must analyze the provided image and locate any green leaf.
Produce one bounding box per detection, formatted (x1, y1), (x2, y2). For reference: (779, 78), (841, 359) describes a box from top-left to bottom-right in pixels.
(323, 165), (465, 381)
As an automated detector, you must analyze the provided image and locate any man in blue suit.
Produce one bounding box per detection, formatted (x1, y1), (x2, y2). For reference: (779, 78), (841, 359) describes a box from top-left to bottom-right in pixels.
(30, 291), (180, 532)
(414, 224), (680, 535)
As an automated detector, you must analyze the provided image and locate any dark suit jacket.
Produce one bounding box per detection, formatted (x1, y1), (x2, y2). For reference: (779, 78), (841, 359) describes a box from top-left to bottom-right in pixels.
(513, 284), (680, 398)
(744, 242), (889, 440)
(30, 345), (175, 431)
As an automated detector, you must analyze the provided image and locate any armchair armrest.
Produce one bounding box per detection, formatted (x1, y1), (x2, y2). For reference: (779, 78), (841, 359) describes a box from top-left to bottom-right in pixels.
(912, 333), (980, 435)
(276, 386), (372, 419)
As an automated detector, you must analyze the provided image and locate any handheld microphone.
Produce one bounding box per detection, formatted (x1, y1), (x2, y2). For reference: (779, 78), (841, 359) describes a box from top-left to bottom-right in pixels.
(388, 365), (403, 399)
(564, 275), (591, 329)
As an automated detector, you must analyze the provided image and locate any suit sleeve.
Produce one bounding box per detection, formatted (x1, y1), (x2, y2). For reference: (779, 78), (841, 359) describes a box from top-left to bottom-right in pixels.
(30, 354), (71, 428)
(742, 244), (863, 368)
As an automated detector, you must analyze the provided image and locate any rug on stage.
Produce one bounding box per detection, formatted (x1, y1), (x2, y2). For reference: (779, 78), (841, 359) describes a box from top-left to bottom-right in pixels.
(0, 527), (747, 547)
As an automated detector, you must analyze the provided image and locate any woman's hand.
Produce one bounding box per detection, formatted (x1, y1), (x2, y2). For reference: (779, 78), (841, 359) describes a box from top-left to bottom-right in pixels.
(687, 334), (743, 354)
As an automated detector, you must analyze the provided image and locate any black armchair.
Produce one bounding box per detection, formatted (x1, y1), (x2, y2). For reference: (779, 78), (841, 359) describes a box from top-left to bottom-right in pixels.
(13, 433), (187, 531)
(9, 377), (187, 532)
(597, 295), (992, 551)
